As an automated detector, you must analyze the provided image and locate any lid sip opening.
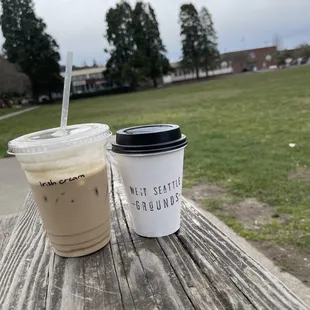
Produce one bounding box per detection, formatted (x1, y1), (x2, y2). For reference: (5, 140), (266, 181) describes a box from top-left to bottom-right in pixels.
(112, 124), (187, 154)
(8, 123), (111, 155)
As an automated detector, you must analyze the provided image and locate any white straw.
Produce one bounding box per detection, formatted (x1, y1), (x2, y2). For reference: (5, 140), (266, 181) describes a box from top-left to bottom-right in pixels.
(60, 51), (73, 133)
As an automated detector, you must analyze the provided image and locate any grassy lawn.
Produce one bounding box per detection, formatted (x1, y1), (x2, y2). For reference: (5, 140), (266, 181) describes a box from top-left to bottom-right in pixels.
(1, 66), (310, 250)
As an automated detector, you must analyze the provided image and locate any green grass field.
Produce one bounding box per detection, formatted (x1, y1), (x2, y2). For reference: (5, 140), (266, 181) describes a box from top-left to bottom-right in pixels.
(1, 66), (310, 249)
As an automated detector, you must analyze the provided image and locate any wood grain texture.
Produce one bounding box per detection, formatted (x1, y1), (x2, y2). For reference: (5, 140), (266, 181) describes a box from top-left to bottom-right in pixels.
(0, 156), (308, 310)
(0, 193), (50, 310)
(0, 213), (19, 260)
(179, 201), (309, 310)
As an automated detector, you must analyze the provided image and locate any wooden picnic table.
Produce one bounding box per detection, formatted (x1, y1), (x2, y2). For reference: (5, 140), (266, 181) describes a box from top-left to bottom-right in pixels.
(0, 153), (309, 310)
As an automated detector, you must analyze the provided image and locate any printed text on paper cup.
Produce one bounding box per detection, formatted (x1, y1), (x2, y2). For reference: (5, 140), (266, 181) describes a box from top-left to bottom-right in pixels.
(129, 177), (182, 211)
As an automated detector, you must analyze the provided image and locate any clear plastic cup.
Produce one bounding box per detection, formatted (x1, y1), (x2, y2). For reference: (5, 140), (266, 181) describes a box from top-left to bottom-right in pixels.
(8, 123), (112, 257)
(112, 124), (187, 237)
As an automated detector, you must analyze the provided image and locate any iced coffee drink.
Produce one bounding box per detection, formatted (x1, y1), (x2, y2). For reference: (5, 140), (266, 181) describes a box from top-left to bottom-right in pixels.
(8, 123), (112, 257)
(29, 165), (110, 256)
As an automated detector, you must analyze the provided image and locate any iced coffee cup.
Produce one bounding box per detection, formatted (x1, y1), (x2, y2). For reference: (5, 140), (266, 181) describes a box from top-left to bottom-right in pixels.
(8, 123), (112, 257)
(112, 124), (187, 237)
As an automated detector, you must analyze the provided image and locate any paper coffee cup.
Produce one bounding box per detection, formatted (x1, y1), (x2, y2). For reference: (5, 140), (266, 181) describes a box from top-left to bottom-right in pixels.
(112, 124), (187, 237)
(8, 124), (112, 257)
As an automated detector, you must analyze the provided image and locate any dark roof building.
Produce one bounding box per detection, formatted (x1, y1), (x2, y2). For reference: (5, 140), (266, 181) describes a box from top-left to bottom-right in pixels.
(222, 46), (277, 73)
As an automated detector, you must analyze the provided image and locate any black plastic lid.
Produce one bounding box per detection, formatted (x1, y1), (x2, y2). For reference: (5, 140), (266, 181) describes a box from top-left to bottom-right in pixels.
(112, 124), (187, 154)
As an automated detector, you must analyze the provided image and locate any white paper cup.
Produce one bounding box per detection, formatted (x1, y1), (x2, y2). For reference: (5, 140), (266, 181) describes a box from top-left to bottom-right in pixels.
(112, 124), (187, 237)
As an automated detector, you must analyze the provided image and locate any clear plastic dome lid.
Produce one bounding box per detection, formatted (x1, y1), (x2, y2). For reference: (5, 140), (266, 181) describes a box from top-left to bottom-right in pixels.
(8, 123), (111, 155)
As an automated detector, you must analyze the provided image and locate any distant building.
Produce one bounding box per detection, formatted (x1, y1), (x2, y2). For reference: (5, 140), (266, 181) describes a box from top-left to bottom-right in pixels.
(60, 66), (106, 94)
(62, 46), (279, 93)
(221, 46), (277, 73)
(163, 63), (233, 84)
(162, 46), (278, 85)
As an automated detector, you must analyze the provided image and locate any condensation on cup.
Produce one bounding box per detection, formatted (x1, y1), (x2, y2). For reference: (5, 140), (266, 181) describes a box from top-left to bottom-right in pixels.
(112, 124), (187, 237)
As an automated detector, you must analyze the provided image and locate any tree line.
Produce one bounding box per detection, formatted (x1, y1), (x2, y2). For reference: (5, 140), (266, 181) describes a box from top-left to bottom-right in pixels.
(0, 0), (219, 101)
(0, 56), (30, 104)
(1, 0), (310, 103)
(276, 44), (310, 66)
(0, 0), (63, 103)
(104, 1), (219, 88)
(0, 0), (218, 101)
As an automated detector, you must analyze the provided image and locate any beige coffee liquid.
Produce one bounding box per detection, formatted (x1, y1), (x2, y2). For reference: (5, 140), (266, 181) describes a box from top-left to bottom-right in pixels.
(30, 166), (110, 257)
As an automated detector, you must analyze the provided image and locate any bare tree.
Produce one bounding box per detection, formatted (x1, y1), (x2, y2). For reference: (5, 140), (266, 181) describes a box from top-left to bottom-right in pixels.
(0, 56), (30, 102)
(295, 44), (310, 59)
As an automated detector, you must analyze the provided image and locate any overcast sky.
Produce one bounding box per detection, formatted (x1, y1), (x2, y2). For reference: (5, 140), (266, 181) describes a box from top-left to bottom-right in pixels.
(1, 0), (310, 65)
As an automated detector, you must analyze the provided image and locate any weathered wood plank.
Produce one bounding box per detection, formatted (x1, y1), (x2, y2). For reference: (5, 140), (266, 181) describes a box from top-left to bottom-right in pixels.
(45, 244), (124, 310)
(27, 157), (199, 310)
(110, 151), (308, 310)
(158, 235), (230, 310)
(0, 153), (308, 310)
(110, 154), (249, 310)
(0, 213), (19, 259)
(180, 199), (309, 310)
(43, 163), (130, 309)
(110, 159), (196, 309)
(0, 193), (50, 310)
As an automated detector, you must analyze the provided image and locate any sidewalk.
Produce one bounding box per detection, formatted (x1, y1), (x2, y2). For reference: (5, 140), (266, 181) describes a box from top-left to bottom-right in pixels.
(0, 106), (39, 121)
(0, 157), (29, 215)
